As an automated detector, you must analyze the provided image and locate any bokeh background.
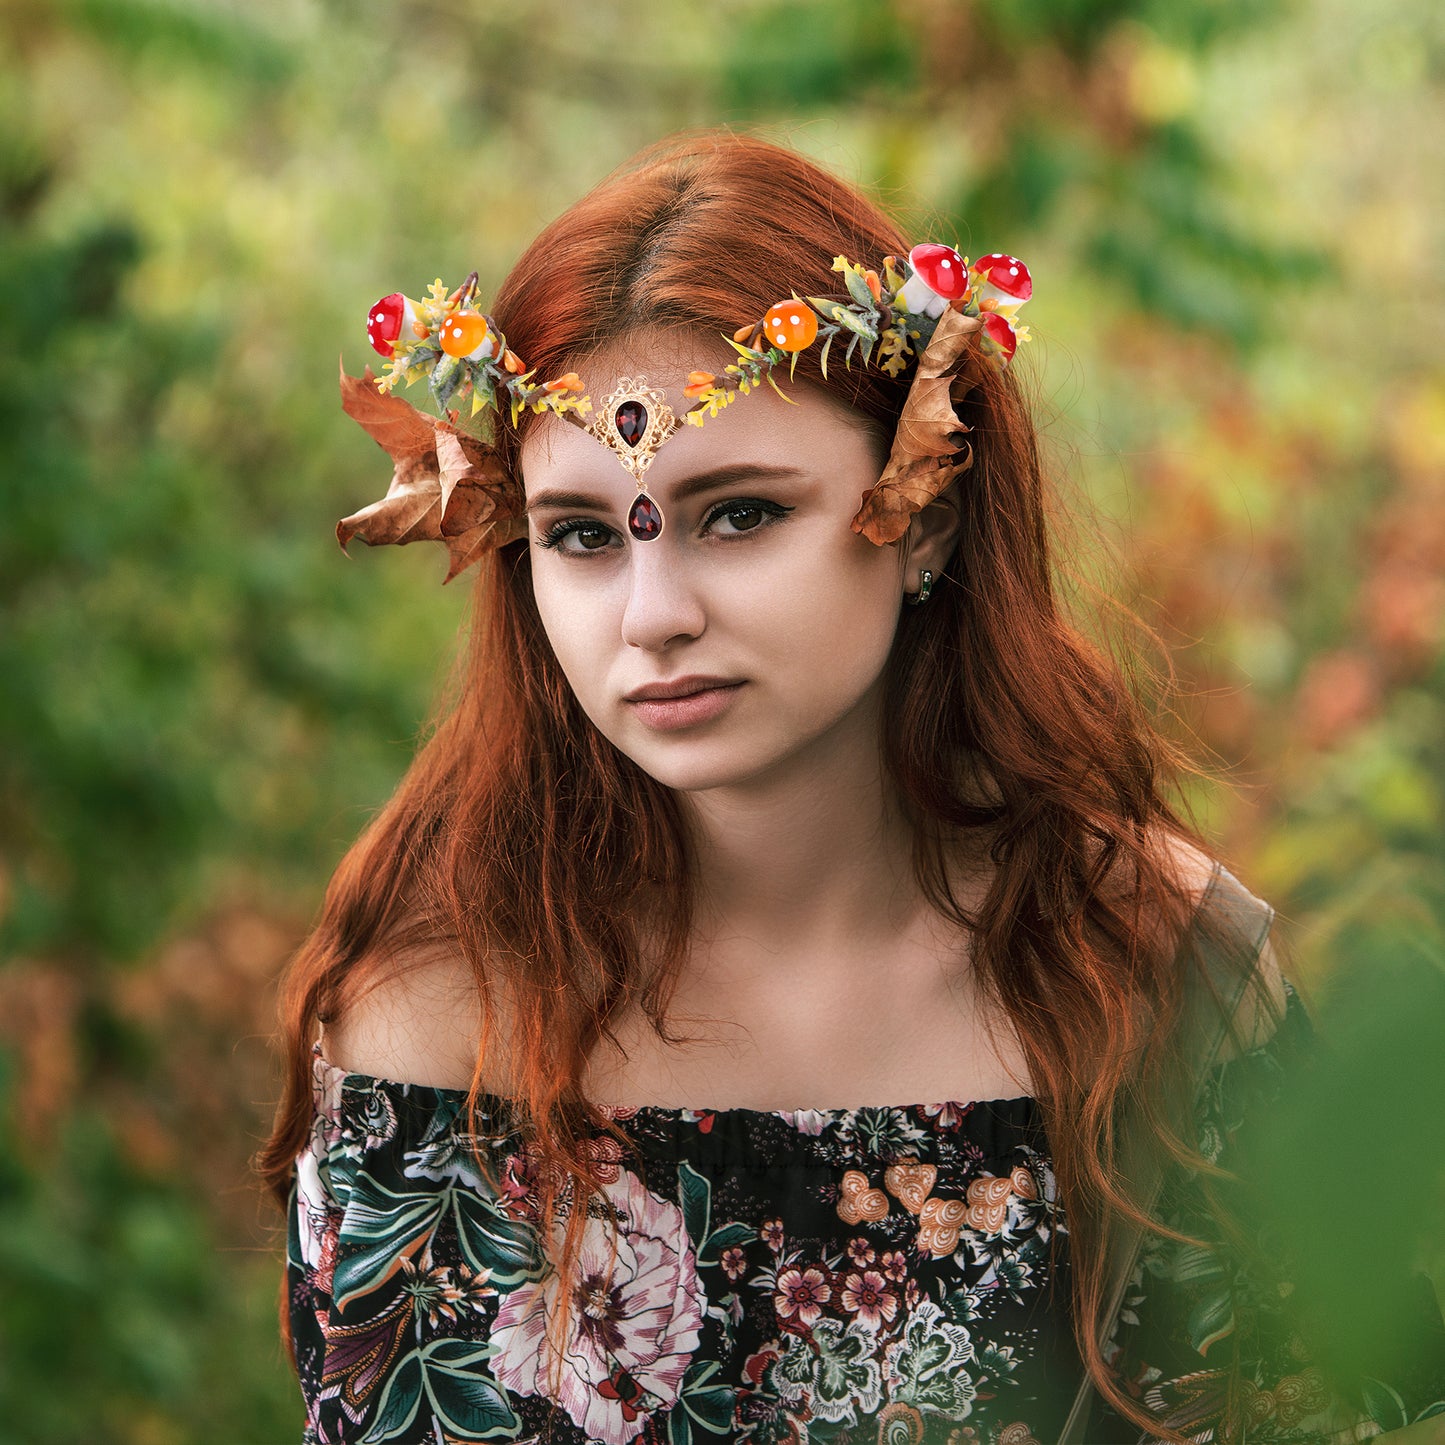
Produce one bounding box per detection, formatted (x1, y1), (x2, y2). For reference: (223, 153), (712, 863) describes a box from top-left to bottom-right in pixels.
(2, 0), (1443, 1440)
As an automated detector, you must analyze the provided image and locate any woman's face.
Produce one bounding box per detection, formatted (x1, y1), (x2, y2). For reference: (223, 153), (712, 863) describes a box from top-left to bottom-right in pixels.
(520, 329), (930, 795)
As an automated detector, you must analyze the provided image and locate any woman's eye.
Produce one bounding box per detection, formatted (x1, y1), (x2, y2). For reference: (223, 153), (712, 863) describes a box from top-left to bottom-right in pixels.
(700, 498), (794, 536)
(711, 503), (766, 533)
(537, 520), (615, 553)
(567, 522), (613, 551)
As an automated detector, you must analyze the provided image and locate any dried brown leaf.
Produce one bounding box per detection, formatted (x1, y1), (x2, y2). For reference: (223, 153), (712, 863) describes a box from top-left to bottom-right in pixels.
(433, 426), (528, 574)
(851, 308), (983, 546)
(338, 361), (438, 461)
(434, 429), (525, 533)
(334, 451), (444, 550)
(335, 361), (526, 583)
(437, 516), (525, 584)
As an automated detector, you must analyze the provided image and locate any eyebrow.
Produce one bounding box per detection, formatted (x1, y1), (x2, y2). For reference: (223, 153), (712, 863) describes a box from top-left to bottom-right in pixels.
(525, 463), (810, 516)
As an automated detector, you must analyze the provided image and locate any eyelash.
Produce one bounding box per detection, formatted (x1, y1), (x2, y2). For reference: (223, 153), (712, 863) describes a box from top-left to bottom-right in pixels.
(534, 499), (794, 555)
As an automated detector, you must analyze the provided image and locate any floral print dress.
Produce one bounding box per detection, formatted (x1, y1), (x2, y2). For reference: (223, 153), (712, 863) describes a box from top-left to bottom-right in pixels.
(287, 921), (1445, 1444)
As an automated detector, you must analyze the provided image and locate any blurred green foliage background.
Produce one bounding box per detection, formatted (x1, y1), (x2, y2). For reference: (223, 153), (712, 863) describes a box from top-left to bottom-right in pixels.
(1, 0), (1442, 1439)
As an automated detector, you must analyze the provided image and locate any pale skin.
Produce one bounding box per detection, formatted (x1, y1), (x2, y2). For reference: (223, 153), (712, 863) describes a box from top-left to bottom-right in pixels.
(324, 327), (1229, 1109)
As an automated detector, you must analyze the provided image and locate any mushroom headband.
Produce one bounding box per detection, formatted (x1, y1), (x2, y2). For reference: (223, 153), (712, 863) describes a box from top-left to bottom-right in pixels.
(337, 244), (1033, 583)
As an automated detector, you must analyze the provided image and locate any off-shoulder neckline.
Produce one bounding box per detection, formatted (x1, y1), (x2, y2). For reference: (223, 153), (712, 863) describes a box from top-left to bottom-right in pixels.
(309, 1040), (1038, 1122)
(311, 857), (1248, 1123)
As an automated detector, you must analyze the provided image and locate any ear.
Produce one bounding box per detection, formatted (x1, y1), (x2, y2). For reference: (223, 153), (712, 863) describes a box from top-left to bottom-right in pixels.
(897, 479), (963, 586)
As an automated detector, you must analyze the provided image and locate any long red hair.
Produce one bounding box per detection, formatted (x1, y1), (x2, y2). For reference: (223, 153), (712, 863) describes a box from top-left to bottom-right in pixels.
(256, 129), (1280, 1442)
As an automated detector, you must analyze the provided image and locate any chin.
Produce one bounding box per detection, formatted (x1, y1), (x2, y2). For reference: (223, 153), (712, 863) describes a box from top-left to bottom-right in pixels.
(608, 728), (787, 794)
(628, 751), (772, 795)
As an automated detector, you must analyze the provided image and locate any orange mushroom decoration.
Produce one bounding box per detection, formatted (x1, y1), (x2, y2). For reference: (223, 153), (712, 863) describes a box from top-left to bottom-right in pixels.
(438, 311), (497, 362)
(762, 301), (819, 353)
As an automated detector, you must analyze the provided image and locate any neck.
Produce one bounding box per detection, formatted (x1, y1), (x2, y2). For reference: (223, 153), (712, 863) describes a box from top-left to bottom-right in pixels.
(670, 690), (960, 976)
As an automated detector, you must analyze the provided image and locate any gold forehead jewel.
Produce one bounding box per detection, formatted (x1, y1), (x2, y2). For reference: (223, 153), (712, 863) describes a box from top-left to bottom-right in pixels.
(570, 375), (682, 540)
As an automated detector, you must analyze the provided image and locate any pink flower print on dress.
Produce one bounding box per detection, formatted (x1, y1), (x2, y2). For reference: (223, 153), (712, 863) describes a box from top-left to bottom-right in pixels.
(498, 1150), (547, 1224)
(778, 1108), (829, 1135)
(293, 1149), (338, 1277)
(919, 1100), (970, 1130)
(840, 1269), (899, 1331)
(774, 1266), (832, 1328)
(294, 1058), (347, 1279)
(489, 1167), (704, 1445)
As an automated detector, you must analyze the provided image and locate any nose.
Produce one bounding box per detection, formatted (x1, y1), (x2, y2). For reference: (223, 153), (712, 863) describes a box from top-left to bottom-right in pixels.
(618, 535), (707, 651)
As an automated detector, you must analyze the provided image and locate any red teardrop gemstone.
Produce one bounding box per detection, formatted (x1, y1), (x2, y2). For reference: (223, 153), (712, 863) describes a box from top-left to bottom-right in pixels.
(615, 400), (648, 448)
(628, 493), (663, 540)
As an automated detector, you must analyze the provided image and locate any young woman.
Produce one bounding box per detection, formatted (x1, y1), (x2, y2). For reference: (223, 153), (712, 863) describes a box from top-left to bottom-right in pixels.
(257, 132), (1445, 1444)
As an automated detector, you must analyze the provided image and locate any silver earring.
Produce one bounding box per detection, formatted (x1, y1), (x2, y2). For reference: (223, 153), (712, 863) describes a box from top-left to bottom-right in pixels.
(905, 569), (934, 606)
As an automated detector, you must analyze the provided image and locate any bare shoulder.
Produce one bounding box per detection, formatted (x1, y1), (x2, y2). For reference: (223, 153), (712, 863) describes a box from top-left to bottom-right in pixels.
(1149, 830), (1289, 1055)
(321, 938), (506, 1092)
(1148, 829), (1220, 903)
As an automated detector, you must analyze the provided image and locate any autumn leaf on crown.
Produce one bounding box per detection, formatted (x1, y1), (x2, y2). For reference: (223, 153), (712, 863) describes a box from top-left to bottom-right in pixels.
(336, 361), (527, 584)
(850, 307), (983, 546)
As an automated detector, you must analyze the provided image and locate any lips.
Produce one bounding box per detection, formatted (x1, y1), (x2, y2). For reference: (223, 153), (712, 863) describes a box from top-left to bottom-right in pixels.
(625, 677), (742, 702)
(626, 681), (746, 731)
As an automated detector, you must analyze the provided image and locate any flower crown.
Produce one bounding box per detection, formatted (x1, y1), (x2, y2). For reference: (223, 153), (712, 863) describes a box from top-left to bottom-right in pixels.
(339, 244), (1033, 583)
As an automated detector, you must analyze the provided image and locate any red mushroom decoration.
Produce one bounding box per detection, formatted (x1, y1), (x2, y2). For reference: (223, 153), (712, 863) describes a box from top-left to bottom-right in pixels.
(897, 243), (970, 318)
(971, 254), (1033, 310)
(366, 293), (421, 357)
(979, 310), (1020, 363)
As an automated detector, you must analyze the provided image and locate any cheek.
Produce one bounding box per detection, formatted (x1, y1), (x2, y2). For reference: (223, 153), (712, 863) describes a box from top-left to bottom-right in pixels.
(742, 532), (903, 680)
(531, 567), (605, 682)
